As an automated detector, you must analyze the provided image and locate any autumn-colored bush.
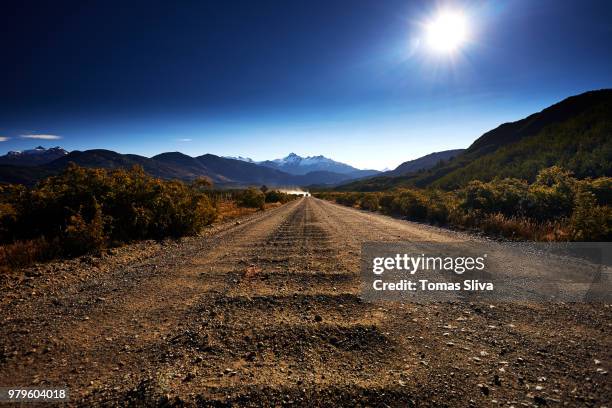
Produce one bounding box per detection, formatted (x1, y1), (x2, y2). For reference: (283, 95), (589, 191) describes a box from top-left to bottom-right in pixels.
(397, 190), (430, 221)
(527, 166), (576, 220)
(237, 188), (265, 209)
(359, 193), (380, 212)
(314, 166), (610, 241)
(570, 188), (611, 241)
(462, 178), (530, 217)
(0, 238), (62, 273)
(335, 192), (360, 207)
(425, 190), (454, 225)
(581, 176), (612, 206)
(265, 190), (297, 204)
(0, 164), (218, 264)
(63, 199), (106, 256)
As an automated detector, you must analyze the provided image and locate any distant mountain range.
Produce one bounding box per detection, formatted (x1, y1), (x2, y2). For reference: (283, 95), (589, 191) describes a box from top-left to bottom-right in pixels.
(0, 149), (381, 187)
(0, 146), (68, 166)
(337, 89), (612, 191)
(258, 153), (379, 178)
(2, 90), (608, 189)
(225, 153), (380, 179)
(224, 156), (256, 163)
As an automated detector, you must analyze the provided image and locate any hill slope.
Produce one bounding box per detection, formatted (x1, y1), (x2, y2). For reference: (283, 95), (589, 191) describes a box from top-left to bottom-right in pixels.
(45, 150), (189, 181)
(151, 152), (224, 182)
(337, 89), (612, 191)
(430, 97), (611, 188)
(384, 149), (465, 177)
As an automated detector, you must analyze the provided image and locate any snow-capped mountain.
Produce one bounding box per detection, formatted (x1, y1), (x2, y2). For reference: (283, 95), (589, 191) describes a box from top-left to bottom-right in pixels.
(259, 153), (379, 178)
(0, 148), (380, 185)
(0, 146), (69, 166)
(223, 155), (255, 163)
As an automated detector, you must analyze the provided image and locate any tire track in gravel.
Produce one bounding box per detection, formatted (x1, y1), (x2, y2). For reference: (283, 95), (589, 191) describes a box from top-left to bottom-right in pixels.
(1, 197), (610, 407)
(127, 197), (403, 405)
(115, 198), (609, 407)
(0, 199), (303, 397)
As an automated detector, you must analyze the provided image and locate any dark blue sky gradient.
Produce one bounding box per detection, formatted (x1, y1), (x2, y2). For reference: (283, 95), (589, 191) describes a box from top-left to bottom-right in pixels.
(2, 0), (611, 169)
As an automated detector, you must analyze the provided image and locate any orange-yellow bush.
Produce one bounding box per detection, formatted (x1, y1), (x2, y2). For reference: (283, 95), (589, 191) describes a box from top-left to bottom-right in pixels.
(314, 166), (610, 241)
(0, 165), (218, 263)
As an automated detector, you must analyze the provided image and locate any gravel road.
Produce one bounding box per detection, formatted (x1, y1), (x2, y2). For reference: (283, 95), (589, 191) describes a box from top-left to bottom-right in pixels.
(1, 197), (610, 406)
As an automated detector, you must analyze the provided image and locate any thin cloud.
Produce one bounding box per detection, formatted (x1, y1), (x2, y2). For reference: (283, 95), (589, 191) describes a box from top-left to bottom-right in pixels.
(20, 134), (62, 140)
(0, 136), (9, 142)
(176, 138), (192, 142)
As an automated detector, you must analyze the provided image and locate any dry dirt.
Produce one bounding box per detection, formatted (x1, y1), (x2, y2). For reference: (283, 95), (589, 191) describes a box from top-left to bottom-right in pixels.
(0, 197), (610, 407)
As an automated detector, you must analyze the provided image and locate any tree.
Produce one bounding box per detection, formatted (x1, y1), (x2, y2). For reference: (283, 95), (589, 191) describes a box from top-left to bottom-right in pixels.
(191, 177), (213, 191)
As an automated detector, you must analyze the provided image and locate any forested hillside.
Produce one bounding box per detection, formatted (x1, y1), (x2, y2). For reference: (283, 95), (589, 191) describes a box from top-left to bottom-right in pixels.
(337, 89), (611, 191)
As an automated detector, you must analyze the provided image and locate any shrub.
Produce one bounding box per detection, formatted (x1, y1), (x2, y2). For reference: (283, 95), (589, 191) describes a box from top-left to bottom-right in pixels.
(461, 178), (530, 217)
(0, 238), (62, 273)
(360, 194), (379, 212)
(462, 180), (496, 213)
(335, 193), (360, 207)
(63, 199), (106, 256)
(315, 166), (610, 241)
(265, 190), (295, 204)
(0, 202), (17, 241)
(570, 188), (612, 241)
(379, 193), (397, 214)
(0, 165), (218, 265)
(191, 177), (214, 191)
(238, 188), (265, 209)
(580, 176), (612, 206)
(394, 190), (428, 221)
(425, 190), (453, 225)
(527, 166), (576, 220)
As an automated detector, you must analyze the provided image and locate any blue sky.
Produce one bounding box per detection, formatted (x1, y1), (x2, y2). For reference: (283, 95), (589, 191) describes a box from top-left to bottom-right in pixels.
(1, 0), (611, 169)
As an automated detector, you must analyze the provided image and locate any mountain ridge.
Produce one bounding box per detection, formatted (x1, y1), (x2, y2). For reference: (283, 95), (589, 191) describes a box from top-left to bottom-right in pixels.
(383, 149), (465, 177)
(2, 90), (608, 189)
(335, 89), (612, 191)
(0, 146), (68, 166)
(223, 152), (381, 178)
(0, 149), (371, 187)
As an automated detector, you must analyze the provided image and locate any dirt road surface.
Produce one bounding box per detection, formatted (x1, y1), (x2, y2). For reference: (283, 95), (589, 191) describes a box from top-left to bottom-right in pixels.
(1, 198), (610, 406)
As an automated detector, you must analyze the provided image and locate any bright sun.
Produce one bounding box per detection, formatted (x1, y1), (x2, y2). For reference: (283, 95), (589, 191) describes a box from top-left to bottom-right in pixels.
(425, 10), (469, 54)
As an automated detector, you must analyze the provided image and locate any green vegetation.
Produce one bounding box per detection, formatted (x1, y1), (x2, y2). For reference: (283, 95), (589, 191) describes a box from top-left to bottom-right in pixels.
(336, 91), (612, 192)
(0, 165), (219, 270)
(429, 101), (612, 189)
(237, 188), (299, 210)
(315, 167), (611, 241)
(264, 190), (298, 204)
(0, 167), (300, 272)
(237, 188), (266, 209)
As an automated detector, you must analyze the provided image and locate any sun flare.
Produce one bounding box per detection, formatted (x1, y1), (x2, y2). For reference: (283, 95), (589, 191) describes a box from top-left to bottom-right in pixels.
(425, 10), (469, 54)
